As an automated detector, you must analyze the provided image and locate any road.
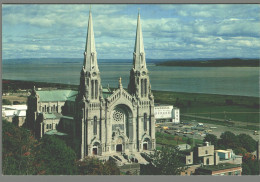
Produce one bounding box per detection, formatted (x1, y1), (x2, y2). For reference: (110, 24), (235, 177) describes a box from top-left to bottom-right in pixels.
(182, 113), (256, 127)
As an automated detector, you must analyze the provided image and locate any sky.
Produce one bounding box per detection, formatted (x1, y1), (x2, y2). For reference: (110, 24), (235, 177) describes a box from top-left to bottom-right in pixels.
(2, 4), (260, 59)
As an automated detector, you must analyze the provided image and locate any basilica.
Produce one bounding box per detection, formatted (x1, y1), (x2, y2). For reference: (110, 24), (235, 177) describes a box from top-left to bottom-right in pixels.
(26, 10), (155, 163)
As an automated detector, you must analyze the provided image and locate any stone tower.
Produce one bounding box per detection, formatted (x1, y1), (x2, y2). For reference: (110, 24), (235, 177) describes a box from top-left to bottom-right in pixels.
(79, 10), (103, 102)
(76, 10), (105, 159)
(128, 12), (156, 151)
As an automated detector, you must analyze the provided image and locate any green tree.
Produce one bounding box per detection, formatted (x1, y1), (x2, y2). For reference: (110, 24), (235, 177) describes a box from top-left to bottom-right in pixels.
(203, 134), (218, 148)
(2, 98), (12, 105)
(2, 120), (39, 175)
(76, 157), (120, 175)
(233, 147), (247, 156)
(186, 138), (193, 145)
(143, 146), (186, 175)
(242, 153), (260, 175)
(237, 134), (257, 153)
(35, 135), (77, 175)
(218, 131), (240, 149)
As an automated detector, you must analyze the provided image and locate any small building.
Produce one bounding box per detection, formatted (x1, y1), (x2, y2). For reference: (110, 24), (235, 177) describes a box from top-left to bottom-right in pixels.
(194, 163), (242, 176)
(154, 105), (180, 124)
(193, 142), (215, 166)
(2, 105), (27, 126)
(180, 142), (243, 176)
(215, 149), (242, 165)
(177, 144), (191, 151)
(215, 149), (232, 160)
(180, 149), (193, 166)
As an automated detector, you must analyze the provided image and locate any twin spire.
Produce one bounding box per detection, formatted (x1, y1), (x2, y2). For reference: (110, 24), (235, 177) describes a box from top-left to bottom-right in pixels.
(83, 9), (146, 71)
(84, 9), (98, 72)
(133, 11), (146, 70)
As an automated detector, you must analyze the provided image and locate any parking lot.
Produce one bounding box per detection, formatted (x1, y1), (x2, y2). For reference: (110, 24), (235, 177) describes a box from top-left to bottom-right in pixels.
(156, 120), (260, 141)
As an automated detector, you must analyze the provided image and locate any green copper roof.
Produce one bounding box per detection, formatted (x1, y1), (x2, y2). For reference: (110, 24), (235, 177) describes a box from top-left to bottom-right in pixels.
(37, 89), (112, 102)
(62, 115), (74, 120)
(37, 90), (78, 102)
(45, 129), (67, 136)
(43, 113), (62, 119)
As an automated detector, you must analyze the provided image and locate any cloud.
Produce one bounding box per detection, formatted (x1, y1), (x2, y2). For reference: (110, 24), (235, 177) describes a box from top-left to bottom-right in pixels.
(2, 4), (260, 59)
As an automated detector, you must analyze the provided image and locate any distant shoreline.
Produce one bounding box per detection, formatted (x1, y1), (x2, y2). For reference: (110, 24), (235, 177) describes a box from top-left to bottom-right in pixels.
(156, 58), (260, 67)
(2, 79), (259, 99)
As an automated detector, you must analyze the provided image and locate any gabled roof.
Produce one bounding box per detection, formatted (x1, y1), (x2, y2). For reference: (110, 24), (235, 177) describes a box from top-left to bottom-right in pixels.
(37, 90), (78, 102)
(36, 89), (113, 102)
(43, 113), (62, 119)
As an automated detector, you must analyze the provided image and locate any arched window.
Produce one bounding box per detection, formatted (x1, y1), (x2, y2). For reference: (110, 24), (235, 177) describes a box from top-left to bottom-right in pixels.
(91, 80), (94, 99)
(141, 79), (144, 97)
(205, 150), (208, 154)
(46, 124), (48, 129)
(206, 158), (210, 165)
(144, 113), (147, 131)
(93, 116), (97, 135)
(144, 79), (147, 97)
(95, 80), (98, 99)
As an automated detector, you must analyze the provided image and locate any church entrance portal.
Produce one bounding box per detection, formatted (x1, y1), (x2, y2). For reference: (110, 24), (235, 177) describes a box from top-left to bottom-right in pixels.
(92, 147), (97, 155)
(143, 143), (148, 150)
(116, 144), (122, 152)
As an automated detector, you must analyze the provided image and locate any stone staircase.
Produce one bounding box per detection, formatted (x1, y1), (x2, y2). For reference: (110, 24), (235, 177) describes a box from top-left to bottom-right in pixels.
(132, 153), (149, 165)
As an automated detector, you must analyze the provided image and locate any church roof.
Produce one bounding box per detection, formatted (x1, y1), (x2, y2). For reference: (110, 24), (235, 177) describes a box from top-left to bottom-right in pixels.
(37, 90), (78, 102)
(43, 113), (62, 119)
(45, 129), (67, 136)
(36, 89), (112, 102)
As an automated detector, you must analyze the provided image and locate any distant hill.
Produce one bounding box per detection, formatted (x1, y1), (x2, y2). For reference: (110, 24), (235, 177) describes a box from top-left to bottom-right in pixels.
(155, 58), (260, 67)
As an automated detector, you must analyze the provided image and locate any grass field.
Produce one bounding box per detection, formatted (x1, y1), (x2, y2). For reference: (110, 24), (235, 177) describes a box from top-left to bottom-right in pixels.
(156, 132), (203, 148)
(153, 90), (259, 125)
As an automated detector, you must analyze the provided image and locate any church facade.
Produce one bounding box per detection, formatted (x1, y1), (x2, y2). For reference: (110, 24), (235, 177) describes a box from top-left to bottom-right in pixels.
(26, 11), (155, 162)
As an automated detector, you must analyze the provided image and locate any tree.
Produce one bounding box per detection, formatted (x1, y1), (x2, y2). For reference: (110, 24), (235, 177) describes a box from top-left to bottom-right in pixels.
(203, 134), (218, 148)
(76, 157), (120, 175)
(186, 138), (193, 145)
(2, 98), (12, 105)
(242, 153), (260, 175)
(2, 120), (39, 175)
(143, 146), (186, 175)
(218, 131), (240, 149)
(35, 135), (77, 175)
(234, 147), (247, 156)
(237, 134), (257, 153)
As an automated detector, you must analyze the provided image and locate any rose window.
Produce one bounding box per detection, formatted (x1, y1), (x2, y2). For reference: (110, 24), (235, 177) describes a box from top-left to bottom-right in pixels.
(113, 110), (123, 122)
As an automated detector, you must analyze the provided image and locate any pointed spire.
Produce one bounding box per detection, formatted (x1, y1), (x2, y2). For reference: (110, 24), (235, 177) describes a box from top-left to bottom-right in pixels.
(83, 9), (99, 72)
(133, 11), (146, 70)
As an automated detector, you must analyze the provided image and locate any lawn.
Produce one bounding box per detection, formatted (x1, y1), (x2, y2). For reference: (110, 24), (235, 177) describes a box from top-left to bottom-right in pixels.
(155, 132), (203, 148)
(153, 90), (259, 125)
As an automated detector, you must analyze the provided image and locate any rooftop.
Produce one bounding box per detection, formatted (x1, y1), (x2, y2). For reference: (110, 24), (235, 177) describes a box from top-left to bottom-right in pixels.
(37, 90), (77, 102)
(43, 113), (62, 119)
(36, 89), (113, 102)
(45, 129), (67, 136)
(2, 105), (27, 110)
(215, 150), (231, 153)
(198, 163), (241, 172)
